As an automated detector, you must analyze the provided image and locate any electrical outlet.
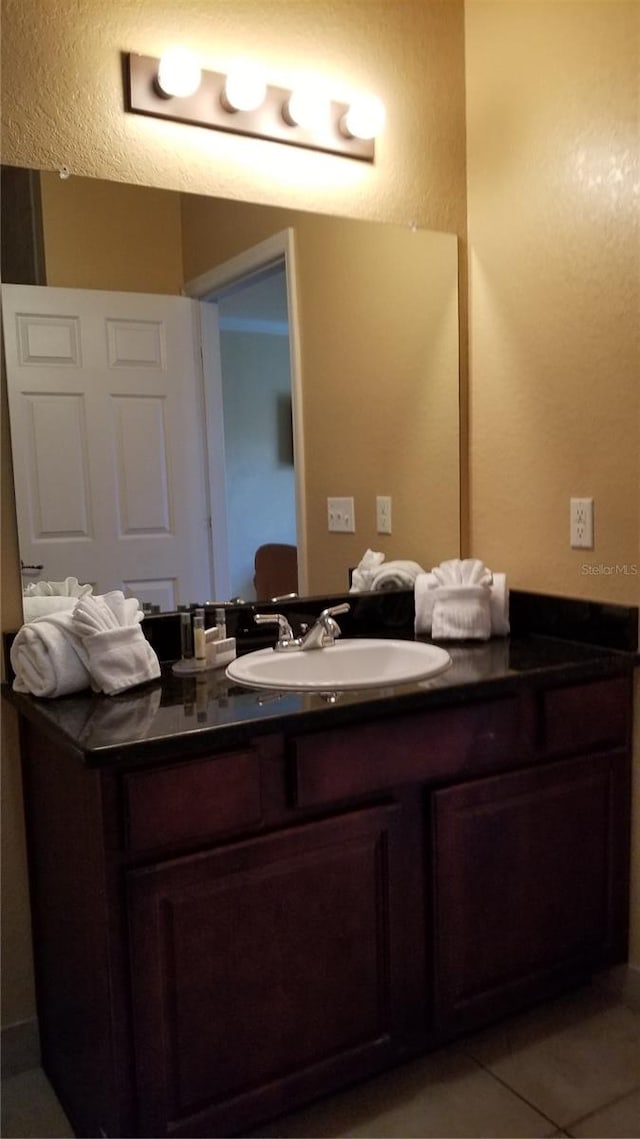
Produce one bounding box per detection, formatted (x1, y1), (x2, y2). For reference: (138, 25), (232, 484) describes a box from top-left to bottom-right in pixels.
(376, 495), (392, 534)
(327, 496), (355, 533)
(570, 497), (594, 548)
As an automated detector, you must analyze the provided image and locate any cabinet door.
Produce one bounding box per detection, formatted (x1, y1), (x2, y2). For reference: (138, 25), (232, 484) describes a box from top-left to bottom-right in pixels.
(432, 751), (630, 1034)
(127, 803), (421, 1138)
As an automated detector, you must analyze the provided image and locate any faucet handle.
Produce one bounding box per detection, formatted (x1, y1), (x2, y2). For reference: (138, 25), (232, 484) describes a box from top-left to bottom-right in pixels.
(254, 612), (295, 643)
(321, 603), (350, 620)
(316, 602), (350, 646)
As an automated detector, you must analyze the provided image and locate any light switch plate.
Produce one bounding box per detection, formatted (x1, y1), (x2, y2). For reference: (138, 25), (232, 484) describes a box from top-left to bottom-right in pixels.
(327, 496), (355, 533)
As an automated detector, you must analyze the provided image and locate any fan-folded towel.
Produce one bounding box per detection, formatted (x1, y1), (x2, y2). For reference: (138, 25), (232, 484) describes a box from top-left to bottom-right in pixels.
(24, 575), (92, 598)
(431, 585), (491, 640)
(72, 593), (160, 696)
(414, 559), (510, 639)
(22, 576), (94, 622)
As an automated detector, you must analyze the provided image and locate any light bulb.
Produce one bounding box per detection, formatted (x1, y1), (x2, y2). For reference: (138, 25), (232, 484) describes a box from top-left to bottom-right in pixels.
(156, 48), (201, 98)
(222, 67), (267, 113)
(340, 94), (385, 141)
(283, 87), (328, 130)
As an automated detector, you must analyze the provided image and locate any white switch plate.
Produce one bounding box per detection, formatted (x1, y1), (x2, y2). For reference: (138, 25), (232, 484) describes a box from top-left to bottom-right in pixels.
(327, 496), (355, 533)
(376, 495), (392, 534)
(570, 497), (594, 548)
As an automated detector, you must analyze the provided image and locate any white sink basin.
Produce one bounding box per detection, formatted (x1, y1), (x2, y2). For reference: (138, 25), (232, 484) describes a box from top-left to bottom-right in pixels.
(226, 638), (451, 692)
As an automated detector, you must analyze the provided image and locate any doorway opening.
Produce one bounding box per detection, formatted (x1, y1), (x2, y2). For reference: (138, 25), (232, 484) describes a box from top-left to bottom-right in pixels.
(184, 230), (306, 602)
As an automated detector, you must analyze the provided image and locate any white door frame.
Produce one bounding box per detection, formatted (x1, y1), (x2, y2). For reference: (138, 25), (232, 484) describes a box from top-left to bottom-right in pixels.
(183, 229), (308, 597)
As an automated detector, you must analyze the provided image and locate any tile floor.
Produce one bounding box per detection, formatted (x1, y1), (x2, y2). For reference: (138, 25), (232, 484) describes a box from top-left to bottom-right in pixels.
(2, 980), (639, 1138)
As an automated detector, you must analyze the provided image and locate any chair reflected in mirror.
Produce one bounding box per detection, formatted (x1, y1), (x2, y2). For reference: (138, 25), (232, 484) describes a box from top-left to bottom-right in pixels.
(253, 543), (298, 601)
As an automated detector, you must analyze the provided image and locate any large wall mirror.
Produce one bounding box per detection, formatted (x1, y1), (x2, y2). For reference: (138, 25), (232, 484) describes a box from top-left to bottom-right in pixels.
(2, 169), (460, 611)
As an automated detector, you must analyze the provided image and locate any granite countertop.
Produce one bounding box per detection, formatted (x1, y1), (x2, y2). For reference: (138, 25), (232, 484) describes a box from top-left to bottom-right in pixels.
(3, 632), (635, 769)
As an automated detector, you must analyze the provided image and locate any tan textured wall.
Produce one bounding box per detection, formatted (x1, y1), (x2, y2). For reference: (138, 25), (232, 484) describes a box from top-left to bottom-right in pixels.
(1, 0), (467, 233)
(466, 0), (639, 605)
(40, 174), (184, 293)
(466, 0), (639, 969)
(0, 0), (467, 1033)
(181, 196), (459, 591)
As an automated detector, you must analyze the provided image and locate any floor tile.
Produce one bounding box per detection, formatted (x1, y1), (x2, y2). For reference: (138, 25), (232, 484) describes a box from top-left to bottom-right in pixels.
(462, 987), (640, 1128)
(592, 964), (640, 1015)
(249, 1046), (556, 1138)
(0, 1068), (74, 1138)
(567, 1086), (640, 1138)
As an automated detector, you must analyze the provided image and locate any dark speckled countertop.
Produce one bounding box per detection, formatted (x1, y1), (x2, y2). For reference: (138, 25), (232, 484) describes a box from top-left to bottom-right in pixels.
(4, 632), (636, 769)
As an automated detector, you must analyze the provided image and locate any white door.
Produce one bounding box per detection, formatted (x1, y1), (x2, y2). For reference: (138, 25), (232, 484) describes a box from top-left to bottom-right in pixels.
(2, 284), (213, 611)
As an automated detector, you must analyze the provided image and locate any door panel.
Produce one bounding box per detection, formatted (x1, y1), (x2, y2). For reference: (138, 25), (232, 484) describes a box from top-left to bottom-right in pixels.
(2, 284), (213, 606)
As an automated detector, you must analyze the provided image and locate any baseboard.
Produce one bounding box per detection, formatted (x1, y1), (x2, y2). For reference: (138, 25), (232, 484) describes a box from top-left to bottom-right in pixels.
(0, 1018), (40, 1077)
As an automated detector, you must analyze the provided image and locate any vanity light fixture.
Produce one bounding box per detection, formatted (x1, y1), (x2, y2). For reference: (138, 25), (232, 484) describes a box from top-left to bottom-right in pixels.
(124, 52), (382, 161)
(156, 47), (202, 98)
(220, 66), (267, 113)
(282, 85), (329, 131)
(339, 94), (386, 141)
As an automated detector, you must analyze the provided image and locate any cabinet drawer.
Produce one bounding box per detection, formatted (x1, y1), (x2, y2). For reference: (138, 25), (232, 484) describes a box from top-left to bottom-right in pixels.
(543, 677), (630, 757)
(292, 698), (521, 807)
(124, 750), (261, 852)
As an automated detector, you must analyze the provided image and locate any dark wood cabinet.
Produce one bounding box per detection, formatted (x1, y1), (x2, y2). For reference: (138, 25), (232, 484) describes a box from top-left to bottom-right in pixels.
(431, 748), (630, 1034)
(126, 804), (421, 1138)
(13, 670), (633, 1137)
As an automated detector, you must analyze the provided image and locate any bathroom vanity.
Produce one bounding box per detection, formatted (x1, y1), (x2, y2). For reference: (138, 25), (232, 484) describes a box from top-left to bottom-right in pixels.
(5, 597), (637, 1139)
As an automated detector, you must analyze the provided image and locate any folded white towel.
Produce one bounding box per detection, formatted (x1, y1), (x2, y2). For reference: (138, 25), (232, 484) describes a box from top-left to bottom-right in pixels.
(24, 576), (93, 598)
(350, 549), (385, 592)
(414, 561), (510, 638)
(371, 560), (425, 591)
(11, 611), (92, 698)
(432, 558), (493, 589)
(72, 592), (160, 696)
(414, 571), (440, 634)
(489, 572), (510, 636)
(23, 596), (80, 622)
(431, 585), (492, 641)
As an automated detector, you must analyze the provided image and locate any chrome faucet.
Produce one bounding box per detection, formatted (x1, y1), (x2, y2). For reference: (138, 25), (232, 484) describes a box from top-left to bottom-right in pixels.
(298, 603), (350, 650)
(254, 603), (350, 652)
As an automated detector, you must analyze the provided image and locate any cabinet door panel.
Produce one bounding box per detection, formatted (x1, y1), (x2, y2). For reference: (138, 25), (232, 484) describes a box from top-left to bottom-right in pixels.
(432, 751), (630, 1033)
(127, 805), (414, 1137)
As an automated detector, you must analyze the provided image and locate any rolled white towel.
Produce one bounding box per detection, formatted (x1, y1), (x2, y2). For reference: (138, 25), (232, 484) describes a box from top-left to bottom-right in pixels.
(11, 611), (92, 698)
(371, 560), (425, 591)
(73, 592), (160, 696)
(414, 571), (440, 634)
(431, 585), (492, 641)
(350, 549), (385, 592)
(489, 572), (510, 636)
